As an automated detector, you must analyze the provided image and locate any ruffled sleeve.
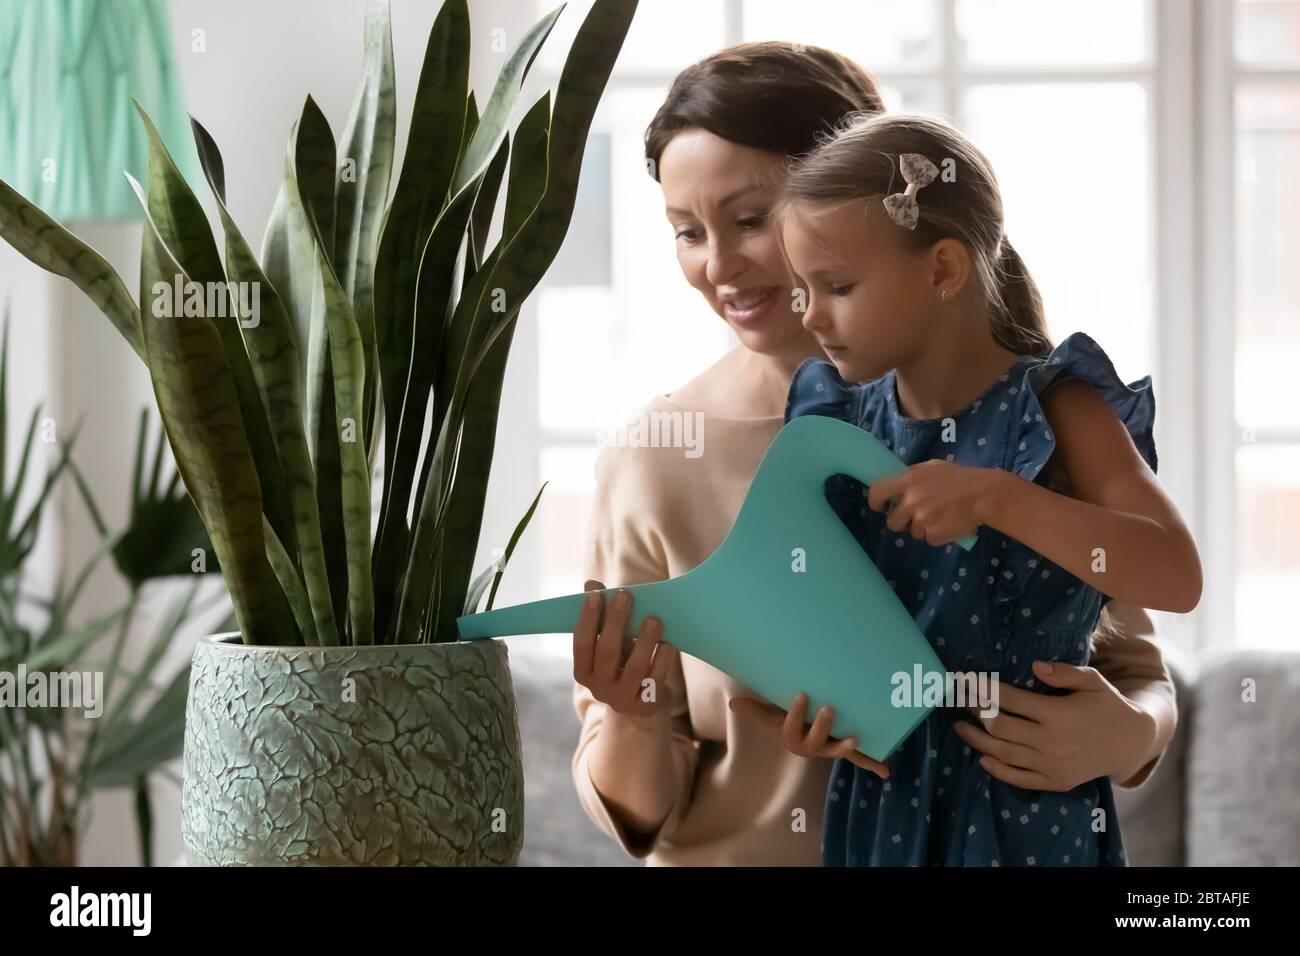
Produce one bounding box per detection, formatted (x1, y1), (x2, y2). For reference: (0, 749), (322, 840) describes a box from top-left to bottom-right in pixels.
(784, 356), (860, 424)
(1008, 331), (1157, 482)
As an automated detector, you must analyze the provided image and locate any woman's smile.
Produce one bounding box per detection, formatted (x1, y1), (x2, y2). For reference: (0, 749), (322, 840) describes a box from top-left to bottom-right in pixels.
(720, 285), (780, 327)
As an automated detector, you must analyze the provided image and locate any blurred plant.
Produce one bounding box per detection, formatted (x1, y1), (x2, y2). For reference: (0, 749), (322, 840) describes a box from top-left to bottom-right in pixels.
(0, 0), (635, 647)
(0, 314), (224, 865)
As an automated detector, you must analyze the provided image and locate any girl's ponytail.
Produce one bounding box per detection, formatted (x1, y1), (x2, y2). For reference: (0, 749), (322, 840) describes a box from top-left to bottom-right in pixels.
(991, 237), (1052, 358)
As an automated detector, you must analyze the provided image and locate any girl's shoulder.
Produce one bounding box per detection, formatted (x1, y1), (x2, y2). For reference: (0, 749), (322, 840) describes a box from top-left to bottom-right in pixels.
(1003, 331), (1158, 484)
(784, 356), (885, 425)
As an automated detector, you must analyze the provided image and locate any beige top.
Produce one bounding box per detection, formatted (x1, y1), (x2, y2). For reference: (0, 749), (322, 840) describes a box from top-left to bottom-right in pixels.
(572, 394), (1174, 867)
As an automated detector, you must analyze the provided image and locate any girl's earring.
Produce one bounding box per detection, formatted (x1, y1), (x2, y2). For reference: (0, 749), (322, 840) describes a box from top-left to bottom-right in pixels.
(938, 288), (950, 302)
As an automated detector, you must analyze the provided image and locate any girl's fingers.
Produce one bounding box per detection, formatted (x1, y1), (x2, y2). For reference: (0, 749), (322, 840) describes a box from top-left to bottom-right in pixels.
(842, 746), (891, 778)
(593, 589), (633, 677)
(805, 702), (836, 748)
(782, 694), (812, 752)
(954, 719), (1042, 770)
(572, 582), (604, 682)
(865, 477), (903, 512)
(648, 638), (679, 693)
(976, 754), (1060, 792)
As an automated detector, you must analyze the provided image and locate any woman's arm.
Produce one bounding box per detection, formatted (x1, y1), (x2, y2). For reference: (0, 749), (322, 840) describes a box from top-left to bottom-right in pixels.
(570, 446), (700, 857)
(952, 602), (1178, 792)
(977, 379), (1202, 613)
(1089, 602), (1177, 788)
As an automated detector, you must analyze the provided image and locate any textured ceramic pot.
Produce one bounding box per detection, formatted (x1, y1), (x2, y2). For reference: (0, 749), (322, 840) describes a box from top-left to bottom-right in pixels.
(181, 634), (524, 866)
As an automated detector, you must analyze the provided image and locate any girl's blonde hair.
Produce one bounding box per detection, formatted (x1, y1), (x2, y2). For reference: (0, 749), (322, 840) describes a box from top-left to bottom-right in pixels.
(779, 112), (1053, 358)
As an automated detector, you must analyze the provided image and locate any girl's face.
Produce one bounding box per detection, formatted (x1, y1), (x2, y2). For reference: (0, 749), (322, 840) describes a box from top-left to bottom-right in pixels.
(780, 202), (940, 383)
(658, 129), (811, 357)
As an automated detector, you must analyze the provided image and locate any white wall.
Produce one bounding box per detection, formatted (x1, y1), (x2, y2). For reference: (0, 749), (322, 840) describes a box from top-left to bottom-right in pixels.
(2, 0), (546, 866)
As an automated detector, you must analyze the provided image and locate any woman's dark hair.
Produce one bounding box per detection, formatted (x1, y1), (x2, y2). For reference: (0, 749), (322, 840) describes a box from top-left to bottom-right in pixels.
(644, 41), (885, 181)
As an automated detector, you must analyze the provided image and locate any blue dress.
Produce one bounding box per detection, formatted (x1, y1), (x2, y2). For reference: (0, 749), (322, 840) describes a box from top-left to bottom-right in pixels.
(783, 332), (1157, 867)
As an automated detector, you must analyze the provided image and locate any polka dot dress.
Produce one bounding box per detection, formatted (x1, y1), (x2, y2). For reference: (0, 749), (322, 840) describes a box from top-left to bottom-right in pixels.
(783, 332), (1157, 867)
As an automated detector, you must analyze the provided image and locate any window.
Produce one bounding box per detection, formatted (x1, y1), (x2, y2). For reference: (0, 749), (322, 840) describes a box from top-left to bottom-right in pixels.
(501, 0), (1296, 654)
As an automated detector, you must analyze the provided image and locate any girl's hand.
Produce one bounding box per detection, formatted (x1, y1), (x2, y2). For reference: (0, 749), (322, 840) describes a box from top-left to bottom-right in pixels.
(952, 660), (1159, 792)
(865, 460), (1005, 546)
(573, 579), (680, 725)
(729, 693), (890, 777)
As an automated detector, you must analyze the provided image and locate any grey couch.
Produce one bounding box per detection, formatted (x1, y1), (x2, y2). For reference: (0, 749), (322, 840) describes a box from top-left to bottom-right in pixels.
(511, 647), (1300, 867)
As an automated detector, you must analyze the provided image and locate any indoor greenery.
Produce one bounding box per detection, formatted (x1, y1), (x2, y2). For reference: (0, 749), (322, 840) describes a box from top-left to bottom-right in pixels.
(0, 0), (637, 647)
(0, 315), (224, 865)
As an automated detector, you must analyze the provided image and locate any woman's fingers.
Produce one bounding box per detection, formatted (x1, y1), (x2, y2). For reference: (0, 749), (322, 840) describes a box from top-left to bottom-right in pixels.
(648, 637), (679, 696)
(976, 754), (1060, 792)
(964, 705), (1042, 749)
(620, 614), (661, 683)
(593, 588), (633, 677)
(954, 719), (1042, 770)
(572, 581), (604, 682)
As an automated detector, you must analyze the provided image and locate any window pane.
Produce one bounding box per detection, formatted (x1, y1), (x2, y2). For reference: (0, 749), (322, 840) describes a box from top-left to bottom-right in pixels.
(1236, 84), (1300, 432)
(1236, 444), (1300, 649)
(742, 0), (939, 69)
(955, 0), (1148, 65)
(877, 82), (945, 115)
(1236, 0), (1300, 64)
(537, 87), (731, 431)
(537, 0), (726, 72)
(537, 446), (600, 601)
(963, 83), (1153, 380)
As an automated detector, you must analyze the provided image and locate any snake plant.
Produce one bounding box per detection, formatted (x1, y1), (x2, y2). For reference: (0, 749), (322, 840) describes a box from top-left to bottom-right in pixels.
(0, 0), (637, 646)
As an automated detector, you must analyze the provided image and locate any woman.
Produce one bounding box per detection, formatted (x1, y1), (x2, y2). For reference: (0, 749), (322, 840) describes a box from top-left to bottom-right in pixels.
(570, 42), (1176, 866)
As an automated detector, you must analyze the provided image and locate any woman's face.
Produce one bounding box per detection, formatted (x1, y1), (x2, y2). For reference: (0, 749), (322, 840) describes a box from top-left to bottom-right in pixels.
(658, 129), (810, 357)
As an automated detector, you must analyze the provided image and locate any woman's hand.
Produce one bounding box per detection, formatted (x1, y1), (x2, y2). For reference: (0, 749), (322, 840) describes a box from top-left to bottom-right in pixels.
(952, 660), (1159, 792)
(573, 579), (680, 724)
(729, 693), (890, 777)
(865, 460), (1006, 546)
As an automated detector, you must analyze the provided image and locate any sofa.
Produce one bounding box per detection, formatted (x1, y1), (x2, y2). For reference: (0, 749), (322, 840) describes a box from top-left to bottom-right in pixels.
(510, 645), (1300, 866)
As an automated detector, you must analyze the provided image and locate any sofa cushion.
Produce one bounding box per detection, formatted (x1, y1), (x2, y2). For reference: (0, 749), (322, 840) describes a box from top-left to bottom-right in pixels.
(509, 645), (640, 867)
(1186, 650), (1300, 866)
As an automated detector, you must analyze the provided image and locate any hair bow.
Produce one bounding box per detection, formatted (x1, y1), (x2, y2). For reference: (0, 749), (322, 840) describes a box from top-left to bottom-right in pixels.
(882, 153), (939, 230)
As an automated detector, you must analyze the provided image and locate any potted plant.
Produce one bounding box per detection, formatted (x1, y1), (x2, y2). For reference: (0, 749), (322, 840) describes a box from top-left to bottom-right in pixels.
(1, 306), (225, 864)
(0, 0), (637, 865)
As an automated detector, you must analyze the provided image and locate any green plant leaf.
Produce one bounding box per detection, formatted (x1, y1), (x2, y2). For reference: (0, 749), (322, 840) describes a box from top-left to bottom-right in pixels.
(486, 481), (547, 610)
(0, 179), (144, 359)
(397, 0), (636, 641)
(133, 103), (299, 572)
(85, 661), (191, 790)
(377, 8), (560, 641)
(335, 0), (396, 443)
(132, 180), (297, 645)
(191, 115), (339, 646)
(371, 0), (470, 607)
(286, 108), (375, 645)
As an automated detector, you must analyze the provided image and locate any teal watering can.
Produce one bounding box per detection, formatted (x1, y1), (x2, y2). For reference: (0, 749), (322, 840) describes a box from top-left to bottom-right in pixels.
(458, 414), (977, 760)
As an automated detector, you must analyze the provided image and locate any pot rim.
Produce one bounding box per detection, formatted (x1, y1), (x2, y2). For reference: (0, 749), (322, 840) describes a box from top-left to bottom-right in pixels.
(200, 632), (500, 653)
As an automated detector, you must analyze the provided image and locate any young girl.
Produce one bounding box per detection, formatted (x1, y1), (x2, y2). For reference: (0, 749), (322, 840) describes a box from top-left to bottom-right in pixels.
(770, 113), (1201, 866)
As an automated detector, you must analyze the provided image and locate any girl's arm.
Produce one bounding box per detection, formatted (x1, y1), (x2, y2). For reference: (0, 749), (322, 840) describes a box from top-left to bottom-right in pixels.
(977, 379), (1202, 613)
(869, 378), (1200, 612)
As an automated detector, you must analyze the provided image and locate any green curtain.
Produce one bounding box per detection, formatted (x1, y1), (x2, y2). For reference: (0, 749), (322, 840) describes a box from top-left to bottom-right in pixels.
(0, 0), (197, 223)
